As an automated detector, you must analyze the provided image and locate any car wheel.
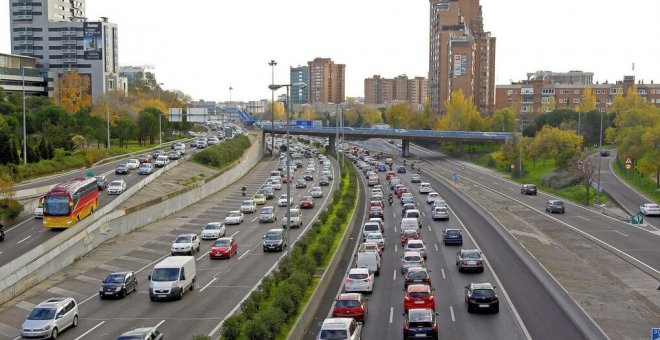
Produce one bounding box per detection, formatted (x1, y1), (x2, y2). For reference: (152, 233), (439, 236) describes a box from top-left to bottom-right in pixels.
(72, 315), (79, 327)
(120, 288), (126, 298)
(178, 290), (184, 300)
(197, 244), (201, 251)
(51, 327), (59, 339)
(493, 305), (499, 313)
(150, 296), (156, 302)
(467, 305), (473, 313)
(133, 281), (138, 293)
(458, 267), (463, 272)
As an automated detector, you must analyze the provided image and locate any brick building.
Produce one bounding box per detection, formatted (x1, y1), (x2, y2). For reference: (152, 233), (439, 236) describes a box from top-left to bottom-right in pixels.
(364, 74), (428, 105)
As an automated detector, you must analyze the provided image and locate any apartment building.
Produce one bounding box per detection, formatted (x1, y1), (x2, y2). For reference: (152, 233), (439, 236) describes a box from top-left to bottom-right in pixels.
(9, 0), (123, 102)
(290, 65), (309, 105)
(429, 0), (496, 115)
(307, 57), (345, 104)
(364, 74), (428, 105)
(0, 53), (48, 97)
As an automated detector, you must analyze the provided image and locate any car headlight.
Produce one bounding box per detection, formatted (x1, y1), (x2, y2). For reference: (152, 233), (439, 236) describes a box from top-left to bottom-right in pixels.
(99, 287), (104, 291)
(115, 287), (122, 292)
(40, 325), (51, 331)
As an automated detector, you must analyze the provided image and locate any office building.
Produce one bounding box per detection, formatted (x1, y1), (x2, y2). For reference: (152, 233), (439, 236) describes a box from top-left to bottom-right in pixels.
(429, 0), (496, 115)
(495, 75), (660, 119)
(307, 57), (345, 104)
(119, 65), (158, 86)
(364, 74), (428, 105)
(290, 65), (309, 105)
(0, 53), (48, 97)
(9, 0), (123, 103)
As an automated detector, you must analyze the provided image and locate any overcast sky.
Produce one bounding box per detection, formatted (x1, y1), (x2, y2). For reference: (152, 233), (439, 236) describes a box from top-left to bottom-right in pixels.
(2, 0), (659, 102)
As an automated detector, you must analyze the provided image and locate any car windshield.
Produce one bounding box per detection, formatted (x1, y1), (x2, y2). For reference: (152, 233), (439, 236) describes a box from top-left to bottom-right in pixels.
(175, 236), (192, 243)
(265, 232), (282, 240)
(407, 243), (423, 249)
(407, 271), (428, 279)
(404, 255), (421, 262)
(27, 307), (56, 320)
(254, 194), (265, 199)
(110, 181), (123, 186)
(407, 212), (419, 218)
(213, 239), (230, 247)
(462, 251), (481, 259)
(43, 195), (70, 216)
(104, 274), (125, 283)
(408, 291), (430, 299)
(473, 289), (495, 298)
(95, 176), (104, 183)
(242, 201), (253, 205)
(553, 201), (564, 206)
(348, 272), (369, 280)
(228, 212), (240, 217)
(285, 211), (299, 217)
(335, 300), (361, 308)
(204, 224), (219, 230)
(151, 268), (180, 282)
(367, 234), (382, 240)
(364, 224), (379, 231)
(403, 230), (417, 237)
(302, 196), (312, 201)
(319, 329), (348, 339)
(139, 164), (150, 169)
(261, 207), (273, 213)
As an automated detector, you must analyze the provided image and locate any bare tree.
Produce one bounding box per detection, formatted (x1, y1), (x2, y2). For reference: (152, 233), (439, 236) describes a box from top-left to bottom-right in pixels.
(572, 155), (597, 206)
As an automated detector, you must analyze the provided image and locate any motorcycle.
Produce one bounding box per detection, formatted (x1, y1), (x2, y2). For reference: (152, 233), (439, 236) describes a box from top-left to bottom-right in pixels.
(388, 196), (394, 206)
(0, 225), (5, 242)
(241, 187), (247, 197)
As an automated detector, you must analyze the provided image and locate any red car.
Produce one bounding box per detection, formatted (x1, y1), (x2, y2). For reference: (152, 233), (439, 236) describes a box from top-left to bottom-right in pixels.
(385, 171), (396, 181)
(370, 200), (384, 209)
(138, 154), (153, 163)
(396, 187), (409, 198)
(332, 293), (368, 322)
(400, 229), (420, 245)
(299, 195), (315, 209)
(404, 284), (436, 311)
(209, 237), (238, 259)
(282, 175), (294, 183)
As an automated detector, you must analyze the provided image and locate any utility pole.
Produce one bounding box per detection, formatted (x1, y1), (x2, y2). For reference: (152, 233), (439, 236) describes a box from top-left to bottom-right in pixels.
(268, 60), (277, 156)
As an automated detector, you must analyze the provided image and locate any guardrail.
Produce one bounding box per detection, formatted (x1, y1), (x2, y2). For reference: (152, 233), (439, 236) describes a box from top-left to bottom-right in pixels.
(593, 203), (630, 223)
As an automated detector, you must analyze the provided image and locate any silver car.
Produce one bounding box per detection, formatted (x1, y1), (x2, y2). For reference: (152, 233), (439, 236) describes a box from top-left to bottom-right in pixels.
(401, 251), (425, 274)
(456, 249), (485, 272)
(432, 206), (449, 220)
(21, 297), (79, 339)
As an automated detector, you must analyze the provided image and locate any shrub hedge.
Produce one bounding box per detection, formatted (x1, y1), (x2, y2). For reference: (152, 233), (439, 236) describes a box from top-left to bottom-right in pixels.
(220, 159), (357, 340)
(193, 135), (251, 168)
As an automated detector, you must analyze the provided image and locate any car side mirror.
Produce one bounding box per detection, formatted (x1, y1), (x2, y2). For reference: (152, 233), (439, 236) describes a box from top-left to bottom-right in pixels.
(180, 275), (185, 280)
(464, 285), (469, 289)
(147, 275), (151, 280)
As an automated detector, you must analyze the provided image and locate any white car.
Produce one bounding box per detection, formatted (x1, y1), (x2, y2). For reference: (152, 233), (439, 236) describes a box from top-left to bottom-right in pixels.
(344, 268), (374, 293)
(310, 186), (323, 198)
(365, 232), (385, 250)
(432, 206), (449, 220)
(278, 194), (293, 207)
(401, 251), (425, 274)
(426, 192), (440, 204)
(270, 179), (282, 190)
(403, 239), (427, 259)
(419, 182), (433, 194)
(126, 158), (140, 170)
(639, 203), (660, 216)
(171, 234), (201, 255)
(224, 211), (244, 225)
(433, 199), (448, 209)
(200, 222), (226, 240)
(240, 200), (257, 213)
(154, 155), (170, 167)
(107, 180), (127, 195)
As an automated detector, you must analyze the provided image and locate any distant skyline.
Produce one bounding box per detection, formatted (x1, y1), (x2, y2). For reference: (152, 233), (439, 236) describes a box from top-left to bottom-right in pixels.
(2, 0), (659, 102)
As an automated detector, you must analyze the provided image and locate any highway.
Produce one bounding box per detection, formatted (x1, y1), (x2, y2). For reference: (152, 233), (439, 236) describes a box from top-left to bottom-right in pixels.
(309, 151), (587, 339)
(0, 151), (339, 339)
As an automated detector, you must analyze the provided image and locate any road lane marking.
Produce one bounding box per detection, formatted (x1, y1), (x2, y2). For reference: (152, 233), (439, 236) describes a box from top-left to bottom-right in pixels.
(434, 243), (439, 251)
(449, 306), (455, 322)
(250, 216), (258, 223)
(74, 321), (105, 340)
(393, 270), (397, 281)
(196, 251), (210, 261)
(428, 225), (432, 232)
(155, 320), (166, 328)
(230, 230), (240, 237)
(389, 307), (394, 323)
(394, 244), (398, 253)
(200, 277), (217, 292)
(441, 268), (446, 279)
(576, 216), (591, 222)
(612, 230), (628, 237)
(17, 235), (31, 244)
(421, 212), (426, 217)
(238, 249), (251, 260)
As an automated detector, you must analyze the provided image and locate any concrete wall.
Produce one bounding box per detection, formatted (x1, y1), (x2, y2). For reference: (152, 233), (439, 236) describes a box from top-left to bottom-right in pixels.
(0, 134), (263, 305)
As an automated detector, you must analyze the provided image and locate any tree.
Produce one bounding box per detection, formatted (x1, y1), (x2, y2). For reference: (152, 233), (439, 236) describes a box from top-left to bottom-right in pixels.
(53, 71), (92, 112)
(637, 123), (660, 188)
(0, 117), (19, 165)
(578, 87), (596, 112)
(137, 108), (159, 145)
(113, 117), (138, 148)
(572, 155), (597, 206)
(490, 108), (517, 132)
(384, 103), (410, 128)
(491, 136), (522, 175)
(300, 106), (316, 121)
(529, 125), (583, 169)
(362, 107), (383, 125)
(434, 90), (485, 131)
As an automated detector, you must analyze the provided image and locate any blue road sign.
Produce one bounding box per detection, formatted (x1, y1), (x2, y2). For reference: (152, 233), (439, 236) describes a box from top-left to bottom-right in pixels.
(652, 328), (660, 340)
(451, 172), (460, 182)
(296, 120), (313, 127)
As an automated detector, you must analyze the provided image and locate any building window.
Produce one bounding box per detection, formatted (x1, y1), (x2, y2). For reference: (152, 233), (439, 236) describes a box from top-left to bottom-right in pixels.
(573, 89), (580, 94)
(573, 98), (580, 104)
(521, 88), (533, 95)
(638, 89), (647, 95)
(558, 98), (567, 104)
(542, 88), (555, 95)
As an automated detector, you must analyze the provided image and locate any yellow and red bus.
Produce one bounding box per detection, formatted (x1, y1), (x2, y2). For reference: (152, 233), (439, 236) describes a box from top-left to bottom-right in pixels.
(43, 177), (99, 229)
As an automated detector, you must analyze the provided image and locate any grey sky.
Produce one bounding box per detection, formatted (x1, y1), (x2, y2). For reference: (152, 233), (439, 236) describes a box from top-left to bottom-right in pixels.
(2, 0), (658, 102)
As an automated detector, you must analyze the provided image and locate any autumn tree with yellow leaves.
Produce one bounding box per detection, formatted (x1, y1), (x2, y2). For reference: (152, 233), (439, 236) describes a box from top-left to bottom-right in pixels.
(53, 71), (92, 112)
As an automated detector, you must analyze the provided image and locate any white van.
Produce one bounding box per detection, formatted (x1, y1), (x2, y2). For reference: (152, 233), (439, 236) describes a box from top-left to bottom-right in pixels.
(400, 218), (419, 233)
(356, 251), (381, 276)
(148, 256), (196, 301)
(403, 209), (422, 227)
(270, 170), (282, 178)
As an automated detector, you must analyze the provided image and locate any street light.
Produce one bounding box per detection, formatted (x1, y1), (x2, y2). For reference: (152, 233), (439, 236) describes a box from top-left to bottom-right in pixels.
(595, 110), (604, 204)
(268, 60), (277, 156)
(22, 66), (33, 165)
(158, 83), (164, 145)
(268, 82), (307, 247)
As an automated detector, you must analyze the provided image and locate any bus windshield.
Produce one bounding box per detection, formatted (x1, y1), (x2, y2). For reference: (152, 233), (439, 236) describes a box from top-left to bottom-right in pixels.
(43, 195), (70, 216)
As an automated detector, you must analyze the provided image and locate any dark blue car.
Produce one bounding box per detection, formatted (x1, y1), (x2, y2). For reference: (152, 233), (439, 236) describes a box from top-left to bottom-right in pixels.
(403, 308), (438, 340)
(442, 228), (463, 245)
(377, 163), (387, 172)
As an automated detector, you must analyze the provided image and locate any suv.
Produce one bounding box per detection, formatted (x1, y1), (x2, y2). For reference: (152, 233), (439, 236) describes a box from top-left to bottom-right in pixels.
(465, 282), (499, 313)
(520, 184), (537, 195)
(545, 200), (565, 214)
(263, 228), (287, 252)
(99, 271), (138, 299)
(317, 317), (362, 340)
(20, 297), (79, 339)
(117, 327), (163, 340)
(170, 234), (200, 255)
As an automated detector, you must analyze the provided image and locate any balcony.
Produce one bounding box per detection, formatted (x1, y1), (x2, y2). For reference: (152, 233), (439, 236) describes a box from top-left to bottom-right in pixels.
(16, 5), (32, 10)
(15, 14), (32, 20)
(61, 30), (77, 36)
(62, 58), (77, 63)
(17, 31), (33, 36)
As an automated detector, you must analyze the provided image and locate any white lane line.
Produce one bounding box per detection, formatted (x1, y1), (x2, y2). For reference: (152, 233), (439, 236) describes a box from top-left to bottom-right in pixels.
(155, 320), (166, 328)
(230, 230), (240, 237)
(196, 251), (210, 261)
(393, 270), (397, 281)
(441, 268), (446, 279)
(389, 307), (394, 323)
(17, 235), (31, 244)
(612, 230), (629, 237)
(576, 216), (591, 222)
(394, 225), (397, 233)
(450, 306), (455, 322)
(393, 212), (396, 219)
(238, 249), (251, 260)
(200, 277), (217, 292)
(250, 216), (258, 223)
(428, 225), (432, 232)
(395, 244), (398, 253)
(434, 243), (439, 251)
(74, 321), (106, 340)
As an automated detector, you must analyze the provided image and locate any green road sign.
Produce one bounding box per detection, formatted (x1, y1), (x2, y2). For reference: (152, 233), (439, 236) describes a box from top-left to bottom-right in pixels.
(631, 213), (643, 225)
(86, 171), (95, 177)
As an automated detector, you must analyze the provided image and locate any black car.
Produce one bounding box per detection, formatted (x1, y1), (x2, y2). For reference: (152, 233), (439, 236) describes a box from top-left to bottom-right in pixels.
(152, 150), (164, 159)
(402, 203), (416, 215)
(99, 271), (138, 299)
(295, 179), (307, 189)
(403, 308), (438, 340)
(261, 187), (275, 199)
(95, 175), (108, 190)
(520, 184), (537, 195)
(303, 172), (314, 181)
(545, 200), (565, 214)
(262, 228), (287, 252)
(115, 164), (130, 175)
(168, 151), (181, 160)
(442, 228), (463, 245)
(319, 176), (330, 186)
(465, 282), (499, 313)
(171, 142), (183, 150)
(600, 149), (610, 157)
(397, 166), (407, 174)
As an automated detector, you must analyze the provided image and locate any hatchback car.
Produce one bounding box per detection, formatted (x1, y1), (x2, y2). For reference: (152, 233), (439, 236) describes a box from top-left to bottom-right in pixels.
(278, 194), (293, 207)
(426, 192), (440, 204)
(442, 228), (463, 245)
(402, 308), (438, 340)
(209, 237), (238, 259)
(138, 154), (152, 163)
(332, 293), (368, 322)
(400, 229), (420, 246)
(344, 267), (374, 293)
(404, 267), (432, 288)
(138, 163), (154, 175)
(369, 206), (384, 220)
(465, 282), (499, 313)
(200, 222), (226, 240)
(521, 184), (537, 195)
(309, 186), (323, 198)
(385, 171), (396, 180)
(365, 232), (385, 250)
(411, 173), (422, 183)
(240, 200), (257, 213)
(253, 194), (267, 205)
(107, 180), (127, 195)
(317, 317), (362, 340)
(259, 206), (277, 223)
(319, 176), (330, 186)
(263, 228), (287, 252)
(456, 249), (485, 272)
(261, 186), (275, 199)
(400, 193), (415, 205)
(99, 271), (138, 299)
(404, 284), (435, 311)
(295, 178), (308, 188)
(404, 239), (427, 259)
(401, 202), (416, 215)
(117, 327), (163, 340)
(115, 163), (130, 175)
(170, 234), (200, 255)
(431, 206), (449, 220)
(401, 251), (425, 274)
(126, 158), (140, 169)
(418, 183), (433, 194)
(299, 195), (315, 209)
(397, 165), (407, 173)
(545, 200), (565, 214)
(360, 241), (382, 256)
(639, 203), (660, 216)
(20, 297), (79, 339)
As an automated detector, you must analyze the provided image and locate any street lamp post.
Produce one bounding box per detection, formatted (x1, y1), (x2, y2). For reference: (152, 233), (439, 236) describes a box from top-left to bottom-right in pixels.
(22, 66), (33, 165)
(268, 60), (277, 156)
(158, 83), (164, 145)
(595, 110), (604, 204)
(519, 125), (523, 177)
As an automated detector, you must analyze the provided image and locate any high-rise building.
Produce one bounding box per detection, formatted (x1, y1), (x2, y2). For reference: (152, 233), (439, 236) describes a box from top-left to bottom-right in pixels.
(429, 0), (495, 115)
(308, 57), (345, 104)
(8, 0), (123, 103)
(364, 74), (428, 105)
(290, 65), (309, 104)
(0, 53), (48, 97)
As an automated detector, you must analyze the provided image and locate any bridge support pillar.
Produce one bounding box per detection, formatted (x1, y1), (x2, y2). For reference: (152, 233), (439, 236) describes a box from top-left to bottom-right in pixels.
(401, 139), (410, 157)
(328, 135), (336, 153)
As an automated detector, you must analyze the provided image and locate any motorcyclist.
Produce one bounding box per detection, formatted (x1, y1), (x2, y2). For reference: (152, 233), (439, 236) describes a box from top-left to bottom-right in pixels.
(241, 186), (247, 196)
(0, 223), (5, 242)
(388, 193), (394, 206)
(411, 162), (415, 170)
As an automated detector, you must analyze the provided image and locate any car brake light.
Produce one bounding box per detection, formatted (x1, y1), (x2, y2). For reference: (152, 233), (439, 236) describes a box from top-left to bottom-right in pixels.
(404, 295), (410, 301)
(345, 279), (352, 284)
(364, 277), (371, 282)
(477, 260), (483, 265)
(429, 295), (434, 300)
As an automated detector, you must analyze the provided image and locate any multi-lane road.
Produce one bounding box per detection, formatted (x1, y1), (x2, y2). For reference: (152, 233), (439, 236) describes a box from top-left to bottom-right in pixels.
(0, 151), (339, 339)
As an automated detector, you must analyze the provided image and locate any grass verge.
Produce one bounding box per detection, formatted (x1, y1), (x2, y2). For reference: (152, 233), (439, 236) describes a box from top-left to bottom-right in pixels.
(193, 135), (251, 170)
(611, 158), (660, 203)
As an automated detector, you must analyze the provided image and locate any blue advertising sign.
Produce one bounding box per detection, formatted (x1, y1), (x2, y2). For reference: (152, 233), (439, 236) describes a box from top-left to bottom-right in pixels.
(296, 120), (313, 127)
(83, 22), (103, 60)
(652, 328), (660, 340)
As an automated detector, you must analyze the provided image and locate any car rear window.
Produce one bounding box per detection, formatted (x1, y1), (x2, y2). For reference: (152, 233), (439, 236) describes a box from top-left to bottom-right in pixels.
(406, 211), (420, 218)
(335, 300), (361, 308)
(364, 224), (379, 232)
(407, 243), (423, 249)
(261, 207), (273, 213)
(473, 289), (495, 298)
(404, 255), (421, 262)
(319, 329), (348, 339)
(462, 251), (481, 259)
(348, 273), (369, 280)
(407, 271), (428, 279)
(408, 291), (430, 299)
(446, 230), (460, 236)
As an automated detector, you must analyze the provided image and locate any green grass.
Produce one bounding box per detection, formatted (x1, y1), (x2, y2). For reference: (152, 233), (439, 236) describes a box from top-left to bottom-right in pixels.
(612, 159), (660, 203)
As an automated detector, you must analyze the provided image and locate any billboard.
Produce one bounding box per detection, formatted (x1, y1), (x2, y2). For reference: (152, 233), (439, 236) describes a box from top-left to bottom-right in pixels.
(453, 54), (467, 77)
(83, 22), (103, 60)
(187, 107), (207, 123)
(169, 108), (183, 122)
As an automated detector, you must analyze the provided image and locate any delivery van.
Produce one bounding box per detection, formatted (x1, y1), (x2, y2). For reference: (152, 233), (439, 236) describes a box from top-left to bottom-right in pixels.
(356, 251), (381, 276)
(148, 256), (196, 301)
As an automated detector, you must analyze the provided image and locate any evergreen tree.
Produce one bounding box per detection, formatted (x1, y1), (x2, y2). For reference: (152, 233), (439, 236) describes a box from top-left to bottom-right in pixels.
(38, 138), (49, 160)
